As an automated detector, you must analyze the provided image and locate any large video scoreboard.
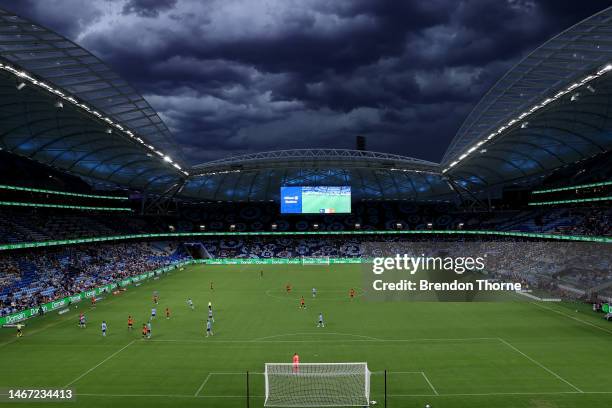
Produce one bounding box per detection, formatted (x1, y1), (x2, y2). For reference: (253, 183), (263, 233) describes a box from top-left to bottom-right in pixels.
(280, 186), (351, 214)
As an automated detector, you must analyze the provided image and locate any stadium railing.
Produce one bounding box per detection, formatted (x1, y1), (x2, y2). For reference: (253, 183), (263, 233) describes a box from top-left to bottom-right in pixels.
(532, 180), (612, 195)
(527, 196), (612, 206)
(0, 229), (610, 252)
(0, 201), (132, 211)
(0, 184), (128, 200)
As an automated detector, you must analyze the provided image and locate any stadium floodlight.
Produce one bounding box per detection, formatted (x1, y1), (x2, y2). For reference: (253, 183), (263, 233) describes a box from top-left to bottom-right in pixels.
(312, 223), (319, 230)
(54, 100), (63, 109)
(16, 81), (25, 90)
(395, 223), (402, 230)
(427, 223), (433, 230)
(264, 362), (371, 407)
(168, 225), (175, 232)
(354, 223), (361, 230)
(457, 222), (464, 230)
(271, 223), (277, 231)
(229, 224), (236, 231)
(199, 225), (206, 231)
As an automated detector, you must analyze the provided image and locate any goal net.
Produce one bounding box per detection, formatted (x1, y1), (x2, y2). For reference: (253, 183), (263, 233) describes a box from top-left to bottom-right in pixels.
(300, 256), (330, 265)
(264, 362), (371, 407)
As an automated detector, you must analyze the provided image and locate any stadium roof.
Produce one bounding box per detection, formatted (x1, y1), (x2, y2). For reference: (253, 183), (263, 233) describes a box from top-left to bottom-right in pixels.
(183, 149), (453, 201)
(0, 6), (611, 202)
(443, 6), (612, 189)
(0, 7), (187, 194)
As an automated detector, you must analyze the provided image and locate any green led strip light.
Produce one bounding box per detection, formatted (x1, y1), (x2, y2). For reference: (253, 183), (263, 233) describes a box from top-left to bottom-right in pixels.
(528, 196), (612, 206)
(0, 201), (132, 211)
(532, 180), (612, 195)
(0, 184), (128, 200)
(0, 230), (609, 251)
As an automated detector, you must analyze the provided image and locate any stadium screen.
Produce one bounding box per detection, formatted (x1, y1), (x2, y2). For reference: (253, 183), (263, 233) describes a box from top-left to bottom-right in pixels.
(280, 186), (351, 214)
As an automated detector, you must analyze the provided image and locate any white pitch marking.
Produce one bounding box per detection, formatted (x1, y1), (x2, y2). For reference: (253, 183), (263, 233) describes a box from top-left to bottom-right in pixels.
(529, 301), (612, 336)
(194, 373), (211, 396)
(497, 337), (583, 393)
(64, 340), (136, 387)
(421, 371), (439, 396)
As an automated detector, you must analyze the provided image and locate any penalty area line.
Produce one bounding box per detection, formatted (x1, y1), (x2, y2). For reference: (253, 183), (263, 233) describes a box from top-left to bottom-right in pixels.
(421, 372), (439, 396)
(497, 337), (583, 393)
(64, 340), (136, 388)
(194, 373), (211, 396)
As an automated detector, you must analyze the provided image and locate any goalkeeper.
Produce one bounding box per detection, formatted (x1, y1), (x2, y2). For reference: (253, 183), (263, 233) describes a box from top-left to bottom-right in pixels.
(292, 352), (300, 373)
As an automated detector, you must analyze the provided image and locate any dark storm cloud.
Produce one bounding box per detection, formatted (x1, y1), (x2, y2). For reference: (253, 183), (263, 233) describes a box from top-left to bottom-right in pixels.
(122, 0), (178, 18)
(0, 0), (608, 165)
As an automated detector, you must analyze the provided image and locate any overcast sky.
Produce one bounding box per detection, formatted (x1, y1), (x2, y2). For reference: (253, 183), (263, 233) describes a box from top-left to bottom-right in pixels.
(1, 0), (608, 165)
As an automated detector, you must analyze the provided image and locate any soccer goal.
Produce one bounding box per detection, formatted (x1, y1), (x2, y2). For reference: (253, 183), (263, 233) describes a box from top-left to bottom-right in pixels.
(300, 256), (330, 266)
(264, 362), (371, 407)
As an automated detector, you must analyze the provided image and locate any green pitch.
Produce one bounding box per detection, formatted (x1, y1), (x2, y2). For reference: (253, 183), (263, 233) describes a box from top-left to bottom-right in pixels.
(1, 263), (612, 408)
(301, 193), (351, 213)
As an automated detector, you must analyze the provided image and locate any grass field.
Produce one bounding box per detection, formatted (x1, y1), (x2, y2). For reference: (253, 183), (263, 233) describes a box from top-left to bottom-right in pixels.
(2, 263), (612, 408)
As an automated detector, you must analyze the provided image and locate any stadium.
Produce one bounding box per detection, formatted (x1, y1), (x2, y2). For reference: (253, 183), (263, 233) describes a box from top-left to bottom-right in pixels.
(0, 2), (611, 408)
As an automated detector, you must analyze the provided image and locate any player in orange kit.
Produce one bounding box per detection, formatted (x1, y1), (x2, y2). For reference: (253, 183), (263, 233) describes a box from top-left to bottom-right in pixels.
(292, 353), (300, 373)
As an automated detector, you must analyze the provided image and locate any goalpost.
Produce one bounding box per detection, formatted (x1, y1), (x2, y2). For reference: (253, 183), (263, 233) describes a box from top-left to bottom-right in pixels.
(264, 362), (371, 407)
(300, 256), (331, 266)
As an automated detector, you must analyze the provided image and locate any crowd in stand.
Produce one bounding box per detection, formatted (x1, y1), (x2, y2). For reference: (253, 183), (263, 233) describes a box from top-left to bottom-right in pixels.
(0, 203), (610, 247)
(1, 233), (610, 317)
(0, 242), (187, 317)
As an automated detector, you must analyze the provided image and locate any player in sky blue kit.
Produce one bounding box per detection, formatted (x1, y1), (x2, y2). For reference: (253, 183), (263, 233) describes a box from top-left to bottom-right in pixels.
(101, 321), (107, 336)
(206, 318), (213, 337)
(151, 307), (157, 319)
(317, 312), (325, 328)
(312, 287), (317, 297)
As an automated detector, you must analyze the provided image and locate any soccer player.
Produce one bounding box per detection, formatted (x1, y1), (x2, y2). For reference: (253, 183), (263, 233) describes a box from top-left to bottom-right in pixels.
(260, 270), (263, 279)
(292, 353), (300, 373)
(141, 324), (148, 339)
(187, 298), (194, 310)
(210, 281), (214, 291)
(165, 307), (171, 319)
(128, 315), (134, 330)
(349, 288), (356, 300)
(317, 312), (325, 328)
(286, 283), (292, 294)
(300, 296), (306, 309)
(312, 287), (317, 297)
(146, 321), (152, 339)
(16, 323), (23, 337)
(153, 294), (159, 305)
(206, 318), (213, 337)
(208, 301), (212, 310)
(101, 321), (107, 337)
(91, 296), (96, 308)
(79, 312), (86, 328)
(151, 307), (157, 319)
